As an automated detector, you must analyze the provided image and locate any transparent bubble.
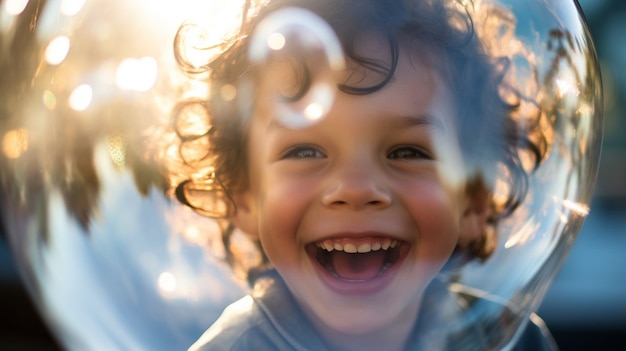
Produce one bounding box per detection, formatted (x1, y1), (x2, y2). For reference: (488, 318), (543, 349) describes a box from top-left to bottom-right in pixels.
(0, 0), (602, 350)
(247, 7), (345, 129)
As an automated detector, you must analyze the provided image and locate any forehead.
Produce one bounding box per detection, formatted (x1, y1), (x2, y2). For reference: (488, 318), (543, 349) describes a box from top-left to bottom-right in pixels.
(251, 33), (456, 126)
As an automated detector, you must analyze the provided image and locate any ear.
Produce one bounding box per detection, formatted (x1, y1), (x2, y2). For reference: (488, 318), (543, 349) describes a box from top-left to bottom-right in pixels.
(458, 185), (490, 245)
(230, 191), (259, 238)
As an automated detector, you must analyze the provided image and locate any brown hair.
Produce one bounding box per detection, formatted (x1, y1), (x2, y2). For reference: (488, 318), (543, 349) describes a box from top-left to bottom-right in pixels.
(166, 0), (547, 277)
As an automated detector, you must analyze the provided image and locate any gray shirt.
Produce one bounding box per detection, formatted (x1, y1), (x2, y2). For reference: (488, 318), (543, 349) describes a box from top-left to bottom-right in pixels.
(189, 270), (558, 351)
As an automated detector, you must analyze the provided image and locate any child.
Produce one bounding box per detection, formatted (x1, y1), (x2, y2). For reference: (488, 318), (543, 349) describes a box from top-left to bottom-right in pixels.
(169, 0), (555, 349)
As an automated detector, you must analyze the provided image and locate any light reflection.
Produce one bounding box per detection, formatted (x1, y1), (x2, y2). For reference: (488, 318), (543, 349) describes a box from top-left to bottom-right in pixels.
(45, 36), (71, 65)
(61, 0), (86, 16)
(106, 134), (127, 169)
(219, 84), (237, 101)
(267, 32), (286, 50)
(555, 77), (580, 97)
(2, 128), (29, 159)
(561, 199), (590, 216)
(4, 0), (29, 16)
(115, 57), (158, 92)
(173, 0), (246, 69)
(304, 102), (324, 120)
(69, 84), (93, 111)
(577, 102), (593, 117)
(504, 218), (540, 249)
(42, 90), (57, 110)
(158, 272), (177, 293)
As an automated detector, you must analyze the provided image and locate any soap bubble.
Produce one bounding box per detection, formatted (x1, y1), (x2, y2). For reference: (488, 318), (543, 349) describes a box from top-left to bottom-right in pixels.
(0, 0), (602, 350)
(247, 7), (345, 128)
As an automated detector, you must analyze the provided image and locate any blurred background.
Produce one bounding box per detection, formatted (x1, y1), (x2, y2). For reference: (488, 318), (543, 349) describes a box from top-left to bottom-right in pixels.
(0, 0), (624, 350)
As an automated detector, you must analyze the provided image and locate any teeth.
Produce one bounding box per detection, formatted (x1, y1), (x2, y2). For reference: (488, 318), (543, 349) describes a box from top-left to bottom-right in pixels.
(316, 239), (400, 253)
(382, 240), (391, 250)
(324, 241), (334, 251)
(344, 243), (357, 253)
(357, 243), (371, 253)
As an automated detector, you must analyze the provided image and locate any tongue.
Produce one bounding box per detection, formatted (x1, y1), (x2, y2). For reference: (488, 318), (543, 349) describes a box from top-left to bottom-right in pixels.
(331, 250), (387, 281)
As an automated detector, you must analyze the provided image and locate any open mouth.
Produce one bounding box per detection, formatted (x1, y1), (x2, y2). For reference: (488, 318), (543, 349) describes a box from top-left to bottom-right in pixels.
(307, 238), (406, 282)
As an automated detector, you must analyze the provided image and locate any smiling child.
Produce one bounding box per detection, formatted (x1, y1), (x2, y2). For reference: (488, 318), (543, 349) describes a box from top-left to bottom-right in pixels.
(169, 0), (556, 350)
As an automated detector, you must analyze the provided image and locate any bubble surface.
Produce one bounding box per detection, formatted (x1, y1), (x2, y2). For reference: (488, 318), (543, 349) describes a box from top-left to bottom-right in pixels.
(0, 1), (603, 350)
(248, 7), (345, 129)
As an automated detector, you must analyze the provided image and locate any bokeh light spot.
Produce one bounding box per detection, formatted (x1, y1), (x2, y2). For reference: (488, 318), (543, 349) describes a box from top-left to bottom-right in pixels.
(106, 134), (127, 169)
(2, 128), (29, 159)
(267, 32), (286, 50)
(69, 84), (93, 111)
(158, 272), (177, 293)
(304, 102), (324, 120)
(60, 0), (86, 16)
(45, 36), (71, 66)
(220, 84), (237, 101)
(115, 56), (158, 92)
(4, 0), (29, 16)
(42, 90), (57, 110)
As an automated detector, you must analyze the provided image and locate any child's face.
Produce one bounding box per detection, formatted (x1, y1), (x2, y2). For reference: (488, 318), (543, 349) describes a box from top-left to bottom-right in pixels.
(233, 40), (486, 339)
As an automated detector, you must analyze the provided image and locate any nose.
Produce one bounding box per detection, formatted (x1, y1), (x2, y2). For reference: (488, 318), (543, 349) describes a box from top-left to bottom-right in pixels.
(322, 160), (392, 210)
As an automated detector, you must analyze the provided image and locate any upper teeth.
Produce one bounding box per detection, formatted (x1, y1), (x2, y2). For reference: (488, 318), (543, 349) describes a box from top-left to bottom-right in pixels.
(316, 239), (398, 253)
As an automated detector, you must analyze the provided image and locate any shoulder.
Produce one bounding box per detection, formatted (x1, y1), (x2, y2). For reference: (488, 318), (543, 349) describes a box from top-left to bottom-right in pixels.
(512, 313), (559, 351)
(188, 270), (327, 351)
(188, 295), (279, 351)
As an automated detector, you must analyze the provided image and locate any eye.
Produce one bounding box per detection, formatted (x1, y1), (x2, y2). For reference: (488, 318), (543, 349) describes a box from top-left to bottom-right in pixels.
(281, 145), (326, 159)
(387, 145), (432, 160)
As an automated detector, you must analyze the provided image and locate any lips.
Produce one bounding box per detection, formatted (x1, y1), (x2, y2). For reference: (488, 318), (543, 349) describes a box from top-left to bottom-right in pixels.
(306, 237), (406, 282)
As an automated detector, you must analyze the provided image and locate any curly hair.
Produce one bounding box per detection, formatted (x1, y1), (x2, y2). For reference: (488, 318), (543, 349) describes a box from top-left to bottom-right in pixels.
(166, 0), (548, 277)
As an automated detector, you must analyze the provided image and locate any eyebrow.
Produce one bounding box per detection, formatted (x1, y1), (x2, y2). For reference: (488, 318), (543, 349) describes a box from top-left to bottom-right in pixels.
(265, 114), (446, 132)
(266, 120), (289, 132)
(393, 114), (446, 132)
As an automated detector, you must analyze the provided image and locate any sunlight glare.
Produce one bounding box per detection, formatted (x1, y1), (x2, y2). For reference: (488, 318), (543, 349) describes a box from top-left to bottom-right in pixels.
(115, 57), (158, 92)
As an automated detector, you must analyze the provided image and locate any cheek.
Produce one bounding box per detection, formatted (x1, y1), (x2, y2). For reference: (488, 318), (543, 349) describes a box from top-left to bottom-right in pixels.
(403, 180), (464, 258)
(256, 175), (317, 256)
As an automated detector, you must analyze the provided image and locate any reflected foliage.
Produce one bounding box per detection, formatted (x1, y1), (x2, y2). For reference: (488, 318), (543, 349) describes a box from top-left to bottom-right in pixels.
(0, 1), (168, 240)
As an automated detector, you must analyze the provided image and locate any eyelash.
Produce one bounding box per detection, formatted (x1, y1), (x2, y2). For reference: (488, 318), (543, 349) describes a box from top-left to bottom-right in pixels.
(281, 145), (326, 159)
(387, 146), (432, 160)
(280, 145), (431, 160)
